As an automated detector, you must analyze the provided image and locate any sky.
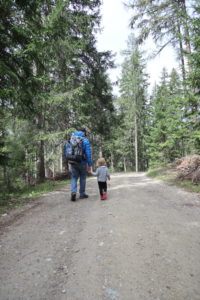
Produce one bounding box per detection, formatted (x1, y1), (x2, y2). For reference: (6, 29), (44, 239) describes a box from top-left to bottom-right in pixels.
(96, 0), (178, 95)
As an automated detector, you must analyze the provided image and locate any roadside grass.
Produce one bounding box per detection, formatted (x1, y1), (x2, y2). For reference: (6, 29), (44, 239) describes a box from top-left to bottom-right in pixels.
(147, 167), (200, 193)
(0, 180), (69, 215)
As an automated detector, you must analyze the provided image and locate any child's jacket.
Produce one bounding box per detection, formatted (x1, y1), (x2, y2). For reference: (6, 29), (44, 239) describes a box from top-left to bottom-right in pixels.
(92, 166), (110, 182)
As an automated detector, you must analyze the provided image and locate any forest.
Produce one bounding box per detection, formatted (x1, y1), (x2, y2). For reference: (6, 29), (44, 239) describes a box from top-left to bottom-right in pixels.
(0, 0), (200, 201)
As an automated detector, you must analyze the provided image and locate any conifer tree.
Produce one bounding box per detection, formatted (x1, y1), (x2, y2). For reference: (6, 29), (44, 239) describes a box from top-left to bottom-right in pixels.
(187, 0), (200, 153)
(147, 67), (190, 165)
(118, 35), (148, 171)
(126, 0), (192, 80)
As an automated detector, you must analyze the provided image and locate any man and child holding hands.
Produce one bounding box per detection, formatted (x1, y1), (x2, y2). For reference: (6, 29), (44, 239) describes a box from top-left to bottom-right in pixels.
(65, 128), (110, 201)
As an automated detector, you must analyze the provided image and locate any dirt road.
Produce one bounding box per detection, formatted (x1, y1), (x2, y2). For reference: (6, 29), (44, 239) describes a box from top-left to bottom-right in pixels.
(0, 173), (200, 300)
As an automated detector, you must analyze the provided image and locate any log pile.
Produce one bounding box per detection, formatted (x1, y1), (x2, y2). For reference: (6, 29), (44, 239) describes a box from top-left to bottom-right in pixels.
(175, 155), (200, 183)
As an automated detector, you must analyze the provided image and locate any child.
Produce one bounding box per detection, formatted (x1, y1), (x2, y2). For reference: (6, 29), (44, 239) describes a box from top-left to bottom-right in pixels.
(92, 157), (110, 200)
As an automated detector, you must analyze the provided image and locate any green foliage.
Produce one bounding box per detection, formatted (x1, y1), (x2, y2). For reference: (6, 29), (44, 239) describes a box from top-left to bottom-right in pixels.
(147, 68), (186, 165)
(186, 1), (200, 153)
(112, 35), (149, 171)
(0, 0), (115, 197)
(147, 166), (171, 179)
(147, 167), (200, 194)
(127, 0), (191, 80)
(188, 1), (200, 90)
(0, 179), (68, 214)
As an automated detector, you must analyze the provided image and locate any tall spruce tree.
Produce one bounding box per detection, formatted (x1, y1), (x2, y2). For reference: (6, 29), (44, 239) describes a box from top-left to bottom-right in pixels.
(187, 0), (200, 153)
(118, 35), (148, 171)
(126, 0), (192, 80)
(147, 67), (190, 166)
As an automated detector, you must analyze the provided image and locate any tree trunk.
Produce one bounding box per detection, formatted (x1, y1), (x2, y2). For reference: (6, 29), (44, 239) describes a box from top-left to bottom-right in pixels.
(123, 157), (127, 172)
(62, 143), (68, 172)
(99, 147), (103, 158)
(179, 0), (192, 54)
(60, 144), (63, 172)
(25, 150), (31, 185)
(52, 161), (55, 178)
(135, 114), (138, 172)
(98, 135), (103, 158)
(34, 57), (46, 183)
(178, 0), (192, 73)
(36, 140), (45, 183)
(177, 23), (186, 82)
(3, 165), (11, 192)
(110, 151), (114, 171)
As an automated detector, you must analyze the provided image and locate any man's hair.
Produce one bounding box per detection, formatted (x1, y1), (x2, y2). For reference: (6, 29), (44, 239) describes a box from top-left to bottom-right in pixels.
(79, 128), (87, 136)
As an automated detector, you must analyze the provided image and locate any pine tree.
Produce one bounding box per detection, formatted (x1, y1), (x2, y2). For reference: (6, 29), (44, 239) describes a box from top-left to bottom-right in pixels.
(187, 0), (200, 153)
(147, 67), (190, 165)
(147, 68), (170, 164)
(118, 35), (148, 171)
(126, 0), (192, 80)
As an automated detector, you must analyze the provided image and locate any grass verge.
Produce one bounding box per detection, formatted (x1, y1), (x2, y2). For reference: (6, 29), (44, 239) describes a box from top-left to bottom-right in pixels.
(147, 167), (200, 194)
(0, 180), (69, 215)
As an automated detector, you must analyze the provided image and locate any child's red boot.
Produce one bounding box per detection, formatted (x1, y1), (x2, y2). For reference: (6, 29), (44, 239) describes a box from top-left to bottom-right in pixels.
(103, 192), (107, 200)
(100, 195), (104, 200)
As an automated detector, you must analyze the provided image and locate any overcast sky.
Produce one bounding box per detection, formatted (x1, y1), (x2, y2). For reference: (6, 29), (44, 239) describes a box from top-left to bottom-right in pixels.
(96, 0), (178, 95)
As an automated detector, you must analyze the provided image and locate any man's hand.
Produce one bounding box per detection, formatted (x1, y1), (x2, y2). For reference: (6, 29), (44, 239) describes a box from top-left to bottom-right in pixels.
(87, 166), (92, 174)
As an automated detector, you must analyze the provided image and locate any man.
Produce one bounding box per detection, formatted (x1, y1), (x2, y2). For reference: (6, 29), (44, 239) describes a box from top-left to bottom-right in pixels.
(65, 128), (93, 201)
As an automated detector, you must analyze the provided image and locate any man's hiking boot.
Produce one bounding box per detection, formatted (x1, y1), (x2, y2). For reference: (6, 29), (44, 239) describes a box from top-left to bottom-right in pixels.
(71, 193), (76, 201)
(79, 194), (89, 199)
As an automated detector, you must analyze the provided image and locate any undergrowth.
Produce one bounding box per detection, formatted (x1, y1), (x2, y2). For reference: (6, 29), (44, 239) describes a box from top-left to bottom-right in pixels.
(147, 167), (200, 193)
(0, 180), (69, 215)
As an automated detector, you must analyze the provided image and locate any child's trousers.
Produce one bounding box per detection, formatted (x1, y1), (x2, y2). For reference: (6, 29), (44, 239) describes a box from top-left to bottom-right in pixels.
(98, 181), (107, 196)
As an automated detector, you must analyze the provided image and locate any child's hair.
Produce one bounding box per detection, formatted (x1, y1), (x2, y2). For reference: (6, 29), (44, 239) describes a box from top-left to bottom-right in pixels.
(97, 157), (106, 166)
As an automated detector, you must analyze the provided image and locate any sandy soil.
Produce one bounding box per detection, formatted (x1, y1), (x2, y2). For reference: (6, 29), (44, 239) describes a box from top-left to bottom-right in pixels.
(0, 172), (200, 300)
